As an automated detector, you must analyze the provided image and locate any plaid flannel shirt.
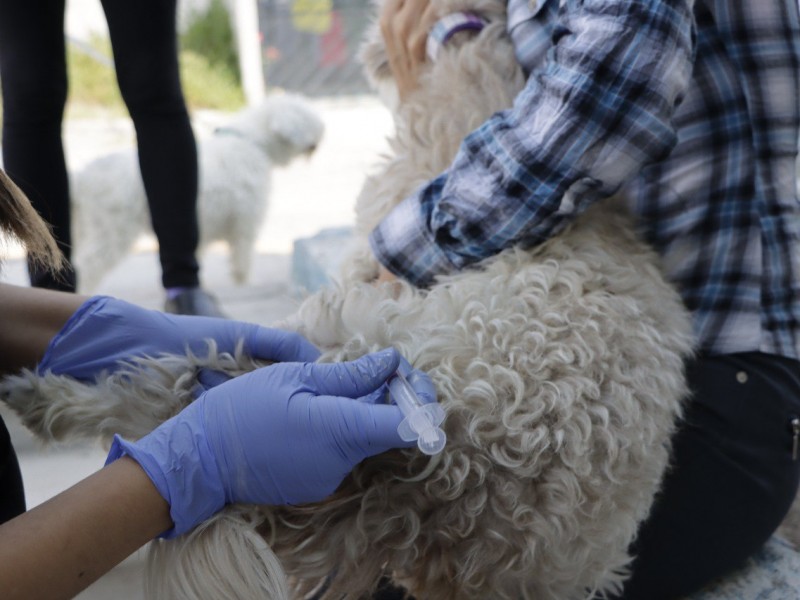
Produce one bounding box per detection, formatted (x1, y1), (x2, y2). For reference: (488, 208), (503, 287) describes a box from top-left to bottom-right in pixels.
(370, 0), (800, 358)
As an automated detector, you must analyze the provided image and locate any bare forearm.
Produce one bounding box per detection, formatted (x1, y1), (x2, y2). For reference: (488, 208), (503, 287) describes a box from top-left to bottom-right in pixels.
(0, 457), (171, 600)
(0, 282), (87, 374)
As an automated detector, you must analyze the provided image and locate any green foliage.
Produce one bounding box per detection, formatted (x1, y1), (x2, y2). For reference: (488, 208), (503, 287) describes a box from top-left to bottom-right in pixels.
(66, 37), (125, 116)
(181, 0), (242, 87)
(180, 48), (246, 110)
(0, 1), (246, 124)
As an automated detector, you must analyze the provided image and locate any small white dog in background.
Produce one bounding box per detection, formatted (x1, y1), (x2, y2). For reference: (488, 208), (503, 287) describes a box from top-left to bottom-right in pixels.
(71, 93), (325, 292)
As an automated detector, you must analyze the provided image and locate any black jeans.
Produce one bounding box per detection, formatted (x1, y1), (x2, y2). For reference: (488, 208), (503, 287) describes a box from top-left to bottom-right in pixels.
(0, 0), (199, 290)
(370, 352), (800, 600)
(618, 352), (800, 599)
(0, 415), (25, 526)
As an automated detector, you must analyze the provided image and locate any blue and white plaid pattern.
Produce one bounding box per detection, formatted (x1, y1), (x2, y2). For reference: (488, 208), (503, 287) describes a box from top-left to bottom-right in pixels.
(370, 0), (800, 358)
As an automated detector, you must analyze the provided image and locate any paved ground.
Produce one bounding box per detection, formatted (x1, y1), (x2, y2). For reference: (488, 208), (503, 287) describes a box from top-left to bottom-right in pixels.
(0, 94), (392, 598)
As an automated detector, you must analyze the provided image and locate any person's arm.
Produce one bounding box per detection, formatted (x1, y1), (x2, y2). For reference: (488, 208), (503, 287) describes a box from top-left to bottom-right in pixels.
(371, 0), (696, 287)
(0, 282), (87, 374)
(0, 457), (171, 600)
(0, 350), (435, 598)
(0, 283), (321, 381)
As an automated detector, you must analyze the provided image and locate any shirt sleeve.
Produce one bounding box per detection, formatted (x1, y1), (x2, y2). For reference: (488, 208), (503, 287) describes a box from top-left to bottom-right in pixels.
(370, 0), (696, 287)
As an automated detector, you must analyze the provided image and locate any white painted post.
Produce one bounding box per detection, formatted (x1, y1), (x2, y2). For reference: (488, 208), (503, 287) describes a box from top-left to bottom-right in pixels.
(232, 0), (266, 105)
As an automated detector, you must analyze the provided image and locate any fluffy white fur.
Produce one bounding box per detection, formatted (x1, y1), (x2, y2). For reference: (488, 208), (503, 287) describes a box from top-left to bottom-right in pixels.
(71, 94), (324, 291)
(1, 0), (697, 598)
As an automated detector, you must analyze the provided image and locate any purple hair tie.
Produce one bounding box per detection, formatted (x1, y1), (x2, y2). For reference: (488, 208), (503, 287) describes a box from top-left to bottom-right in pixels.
(426, 12), (488, 61)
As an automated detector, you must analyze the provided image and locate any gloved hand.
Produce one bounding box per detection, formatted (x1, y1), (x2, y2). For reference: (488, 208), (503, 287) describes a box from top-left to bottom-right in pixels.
(37, 296), (320, 381)
(192, 350), (437, 402)
(106, 348), (437, 538)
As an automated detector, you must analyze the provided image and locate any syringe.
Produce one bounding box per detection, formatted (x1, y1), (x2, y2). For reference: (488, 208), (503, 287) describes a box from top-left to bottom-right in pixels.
(389, 370), (446, 455)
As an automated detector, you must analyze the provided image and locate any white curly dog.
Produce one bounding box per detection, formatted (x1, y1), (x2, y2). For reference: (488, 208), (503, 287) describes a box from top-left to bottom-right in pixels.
(71, 93), (324, 292)
(1, 0), (696, 598)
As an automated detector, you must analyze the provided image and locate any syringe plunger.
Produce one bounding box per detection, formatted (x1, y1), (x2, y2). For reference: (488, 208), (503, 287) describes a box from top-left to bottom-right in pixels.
(389, 370), (446, 455)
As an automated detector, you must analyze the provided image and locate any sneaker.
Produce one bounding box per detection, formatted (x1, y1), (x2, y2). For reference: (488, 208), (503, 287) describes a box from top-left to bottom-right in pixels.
(164, 287), (227, 318)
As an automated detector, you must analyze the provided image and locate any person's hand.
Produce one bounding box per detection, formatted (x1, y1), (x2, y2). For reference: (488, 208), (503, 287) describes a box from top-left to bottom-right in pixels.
(379, 0), (438, 101)
(372, 264), (404, 298)
(105, 348), (437, 537)
(376, 265), (399, 284)
(36, 296), (320, 381)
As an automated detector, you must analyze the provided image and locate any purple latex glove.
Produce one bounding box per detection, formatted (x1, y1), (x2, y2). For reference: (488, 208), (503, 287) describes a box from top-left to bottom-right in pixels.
(194, 352), (437, 403)
(37, 296), (320, 380)
(106, 348), (436, 538)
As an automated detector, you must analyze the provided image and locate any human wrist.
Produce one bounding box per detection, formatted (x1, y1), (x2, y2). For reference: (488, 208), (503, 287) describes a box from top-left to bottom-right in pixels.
(37, 295), (111, 375)
(0, 283), (91, 374)
(105, 399), (227, 539)
(107, 456), (173, 536)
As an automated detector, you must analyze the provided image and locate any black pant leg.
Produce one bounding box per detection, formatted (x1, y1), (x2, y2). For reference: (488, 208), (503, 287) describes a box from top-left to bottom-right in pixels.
(618, 352), (800, 599)
(0, 415), (26, 525)
(0, 0), (76, 291)
(101, 0), (200, 289)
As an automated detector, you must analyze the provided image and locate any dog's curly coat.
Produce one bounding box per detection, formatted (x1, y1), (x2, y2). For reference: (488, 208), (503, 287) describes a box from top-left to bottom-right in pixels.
(0, 0), (695, 598)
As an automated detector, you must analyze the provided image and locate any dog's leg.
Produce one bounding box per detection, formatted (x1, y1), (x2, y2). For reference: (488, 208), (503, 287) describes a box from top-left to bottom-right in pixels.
(145, 507), (289, 600)
(0, 347), (261, 445)
(0, 357), (195, 444)
(71, 167), (149, 293)
(74, 241), (129, 293)
(228, 228), (256, 285)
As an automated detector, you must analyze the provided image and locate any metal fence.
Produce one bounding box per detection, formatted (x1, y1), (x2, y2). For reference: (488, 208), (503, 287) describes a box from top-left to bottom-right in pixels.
(259, 0), (374, 96)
